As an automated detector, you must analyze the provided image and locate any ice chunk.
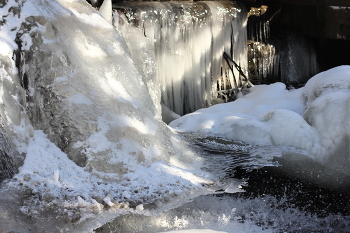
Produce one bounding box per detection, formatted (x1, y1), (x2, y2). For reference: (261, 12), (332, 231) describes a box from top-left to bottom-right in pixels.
(78, 196), (90, 207)
(135, 204), (144, 211)
(122, 191), (131, 199)
(103, 194), (114, 207)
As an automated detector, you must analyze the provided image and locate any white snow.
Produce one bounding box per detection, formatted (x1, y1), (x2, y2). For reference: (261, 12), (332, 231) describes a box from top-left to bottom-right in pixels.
(329, 6), (349, 10)
(170, 82), (305, 146)
(170, 66), (350, 166)
(122, 191), (131, 199)
(15, 131), (95, 198)
(68, 93), (94, 105)
(135, 204), (144, 211)
(103, 194), (115, 207)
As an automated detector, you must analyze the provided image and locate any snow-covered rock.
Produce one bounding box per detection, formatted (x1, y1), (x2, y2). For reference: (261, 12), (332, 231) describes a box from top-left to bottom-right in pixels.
(171, 66), (350, 168)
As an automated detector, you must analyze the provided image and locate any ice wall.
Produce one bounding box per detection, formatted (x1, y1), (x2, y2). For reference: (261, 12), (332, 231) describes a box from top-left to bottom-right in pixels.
(114, 1), (248, 116)
(22, 0), (177, 172)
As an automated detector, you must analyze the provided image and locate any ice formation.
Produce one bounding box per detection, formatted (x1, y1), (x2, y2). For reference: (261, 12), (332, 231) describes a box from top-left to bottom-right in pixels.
(0, 0), (215, 231)
(114, 1), (248, 116)
(170, 66), (350, 170)
(247, 6), (319, 84)
(99, 0), (112, 24)
(1, 0), (349, 231)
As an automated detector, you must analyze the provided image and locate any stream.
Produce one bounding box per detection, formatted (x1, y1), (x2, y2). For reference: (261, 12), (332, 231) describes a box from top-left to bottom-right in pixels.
(97, 134), (350, 232)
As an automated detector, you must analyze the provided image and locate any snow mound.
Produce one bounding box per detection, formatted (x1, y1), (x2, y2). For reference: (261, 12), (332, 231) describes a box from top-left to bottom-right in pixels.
(302, 66), (350, 165)
(170, 82), (305, 146)
(171, 67), (350, 167)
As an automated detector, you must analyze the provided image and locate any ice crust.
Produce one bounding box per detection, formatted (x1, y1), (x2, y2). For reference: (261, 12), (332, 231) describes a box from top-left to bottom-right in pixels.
(171, 66), (350, 168)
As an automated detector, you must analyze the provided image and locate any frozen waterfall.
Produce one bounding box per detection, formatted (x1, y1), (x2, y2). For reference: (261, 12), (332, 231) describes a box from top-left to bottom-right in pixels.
(113, 1), (248, 116)
(1, 0), (350, 232)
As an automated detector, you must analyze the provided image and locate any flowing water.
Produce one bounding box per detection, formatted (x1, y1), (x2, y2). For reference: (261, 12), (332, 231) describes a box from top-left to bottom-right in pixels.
(247, 6), (319, 85)
(97, 135), (350, 232)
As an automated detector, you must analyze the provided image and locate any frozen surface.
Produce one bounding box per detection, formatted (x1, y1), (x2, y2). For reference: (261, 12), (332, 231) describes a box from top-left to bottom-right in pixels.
(99, 0), (112, 23)
(1, 0), (350, 232)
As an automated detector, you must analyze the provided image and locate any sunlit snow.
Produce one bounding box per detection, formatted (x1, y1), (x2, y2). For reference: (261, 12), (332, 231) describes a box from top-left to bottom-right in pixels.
(170, 66), (350, 167)
(0, 0), (349, 232)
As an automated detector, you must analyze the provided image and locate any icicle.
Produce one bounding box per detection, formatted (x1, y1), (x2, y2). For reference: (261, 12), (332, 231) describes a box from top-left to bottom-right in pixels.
(53, 169), (61, 187)
(99, 0), (112, 24)
(114, 1), (247, 115)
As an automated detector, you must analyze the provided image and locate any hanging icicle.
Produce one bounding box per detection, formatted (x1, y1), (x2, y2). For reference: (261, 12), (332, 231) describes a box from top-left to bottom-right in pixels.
(114, 1), (248, 115)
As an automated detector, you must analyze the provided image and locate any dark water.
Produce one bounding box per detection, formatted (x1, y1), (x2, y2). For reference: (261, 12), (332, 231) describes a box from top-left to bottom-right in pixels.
(97, 134), (350, 232)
